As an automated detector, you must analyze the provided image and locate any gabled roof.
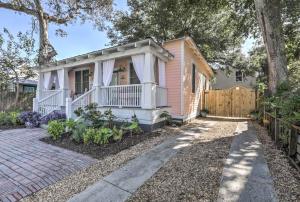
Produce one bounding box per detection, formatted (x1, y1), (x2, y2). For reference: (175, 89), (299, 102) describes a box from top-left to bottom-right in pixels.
(164, 36), (214, 77)
(40, 38), (174, 70)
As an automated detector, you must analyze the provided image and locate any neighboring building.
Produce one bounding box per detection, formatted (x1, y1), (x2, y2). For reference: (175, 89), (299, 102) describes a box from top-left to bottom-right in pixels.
(33, 36), (214, 131)
(212, 68), (257, 89)
(8, 79), (37, 93)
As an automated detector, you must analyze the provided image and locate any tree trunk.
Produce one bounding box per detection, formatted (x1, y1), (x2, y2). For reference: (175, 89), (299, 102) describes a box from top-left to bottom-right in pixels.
(14, 78), (20, 106)
(34, 0), (57, 65)
(254, 0), (288, 95)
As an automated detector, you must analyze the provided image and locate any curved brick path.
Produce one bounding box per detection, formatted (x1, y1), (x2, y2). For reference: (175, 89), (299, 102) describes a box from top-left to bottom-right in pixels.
(0, 128), (96, 202)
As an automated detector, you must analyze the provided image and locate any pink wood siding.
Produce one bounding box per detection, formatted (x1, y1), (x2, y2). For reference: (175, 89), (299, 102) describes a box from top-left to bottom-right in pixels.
(68, 64), (95, 97)
(114, 57), (130, 85)
(163, 40), (182, 117)
(183, 41), (212, 118)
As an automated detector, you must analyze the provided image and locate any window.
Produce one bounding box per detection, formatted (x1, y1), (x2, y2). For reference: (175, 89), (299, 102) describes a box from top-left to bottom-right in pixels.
(236, 70), (243, 82)
(129, 62), (140, 84)
(23, 86), (35, 93)
(154, 58), (159, 84)
(192, 64), (196, 93)
(75, 69), (89, 94)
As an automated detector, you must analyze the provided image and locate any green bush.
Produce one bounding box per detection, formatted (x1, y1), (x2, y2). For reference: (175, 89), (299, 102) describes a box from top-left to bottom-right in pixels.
(103, 108), (116, 128)
(0, 111), (20, 126)
(94, 127), (112, 145)
(71, 122), (87, 143)
(159, 111), (172, 125)
(65, 119), (76, 132)
(112, 126), (123, 142)
(48, 120), (65, 140)
(74, 103), (103, 128)
(83, 128), (98, 144)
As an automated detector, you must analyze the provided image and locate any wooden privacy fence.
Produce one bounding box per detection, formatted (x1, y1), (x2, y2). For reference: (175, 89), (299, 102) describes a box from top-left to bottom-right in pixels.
(204, 86), (256, 117)
(264, 110), (300, 162)
(0, 91), (35, 112)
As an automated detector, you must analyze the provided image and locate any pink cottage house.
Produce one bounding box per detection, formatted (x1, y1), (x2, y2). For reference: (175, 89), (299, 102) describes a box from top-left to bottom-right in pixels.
(33, 36), (214, 131)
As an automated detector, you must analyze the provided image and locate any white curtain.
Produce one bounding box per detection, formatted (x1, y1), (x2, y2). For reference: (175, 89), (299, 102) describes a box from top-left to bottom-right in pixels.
(93, 62), (101, 87)
(43, 72), (51, 90)
(57, 69), (64, 89)
(131, 54), (145, 83)
(102, 59), (115, 86)
(158, 59), (166, 87)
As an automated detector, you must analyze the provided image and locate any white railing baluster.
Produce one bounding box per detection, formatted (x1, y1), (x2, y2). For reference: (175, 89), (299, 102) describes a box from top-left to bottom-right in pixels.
(71, 88), (96, 115)
(100, 84), (142, 107)
(38, 90), (63, 117)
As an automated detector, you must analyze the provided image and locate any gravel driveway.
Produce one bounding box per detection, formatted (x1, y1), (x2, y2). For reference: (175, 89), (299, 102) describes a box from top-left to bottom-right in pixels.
(128, 118), (239, 201)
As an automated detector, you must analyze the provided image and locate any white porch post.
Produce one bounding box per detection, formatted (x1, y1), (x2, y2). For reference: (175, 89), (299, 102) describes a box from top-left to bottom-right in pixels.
(66, 97), (72, 119)
(93, 60), (103, 106)
(33, 71), (43, 112)
(58, 68), (69, 106)
(142, 52), (156, 109)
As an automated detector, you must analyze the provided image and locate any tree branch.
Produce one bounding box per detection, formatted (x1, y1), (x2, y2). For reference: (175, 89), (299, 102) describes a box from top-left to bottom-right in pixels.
(0, 1), (37, 16)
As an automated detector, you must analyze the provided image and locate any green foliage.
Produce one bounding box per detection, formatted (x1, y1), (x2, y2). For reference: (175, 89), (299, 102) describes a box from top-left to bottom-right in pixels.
(0, 111), (20, 126)
(103, 108), (116, 128)
(47, 120), (65, 140)
(108, 0), (249, 64)
(71, 122), (87, 143)
(159, 111), (172, 125)
(74, 103), (103, 128)
(94, 127), (112, 145)
(65, 119), (76, 132)
(112, 126), (123, 142)
(83, 128), (98, 144)
(126, 121), (142, 135)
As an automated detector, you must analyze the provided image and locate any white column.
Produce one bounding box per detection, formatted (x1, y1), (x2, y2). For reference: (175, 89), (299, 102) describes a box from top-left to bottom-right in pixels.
(58, 68), (69, 106)
(142, 52), (156, 109)
(36, 71), (43, 100)
(93, 60), (103, 106)
(66, 97), (72, 119)
(33, 98), (38, 112)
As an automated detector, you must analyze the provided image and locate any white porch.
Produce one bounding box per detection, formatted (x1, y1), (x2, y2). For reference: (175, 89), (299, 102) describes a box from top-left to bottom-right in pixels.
(33, 39), (173, 123)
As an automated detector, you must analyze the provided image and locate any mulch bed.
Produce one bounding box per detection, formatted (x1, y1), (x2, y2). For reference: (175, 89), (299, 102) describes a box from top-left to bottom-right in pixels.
(40, 132), (161, 159)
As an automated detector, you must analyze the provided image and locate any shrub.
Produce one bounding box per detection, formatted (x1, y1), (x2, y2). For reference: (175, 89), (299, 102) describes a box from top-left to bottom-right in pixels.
(159, 111), (172, 125)
(0, 112), (12, 126)
(65, 119), (76, 132)
(83, 128), (98, 144)
(71, 122), (87, 143)
(18, 111), (41, 128)
(40, 110), (66, 125)
(94, 127), (112, 145)
(48, 120), (65, 140)
(112, 126), (123, 142)
(74, 103), (103, 128)
(103, 108), (116, 128)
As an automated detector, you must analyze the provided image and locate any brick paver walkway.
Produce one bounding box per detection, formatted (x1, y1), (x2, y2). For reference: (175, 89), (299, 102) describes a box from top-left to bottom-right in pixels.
(0, 128), (97, 202)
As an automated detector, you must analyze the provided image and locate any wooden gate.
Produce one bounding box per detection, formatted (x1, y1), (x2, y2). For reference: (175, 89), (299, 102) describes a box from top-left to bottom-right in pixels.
(204, 86), (256, 117)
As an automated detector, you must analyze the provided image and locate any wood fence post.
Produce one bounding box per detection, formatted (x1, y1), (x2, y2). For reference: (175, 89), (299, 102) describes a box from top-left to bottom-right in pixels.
(289, 126), (298, 157)
(274, 108), (278, 143)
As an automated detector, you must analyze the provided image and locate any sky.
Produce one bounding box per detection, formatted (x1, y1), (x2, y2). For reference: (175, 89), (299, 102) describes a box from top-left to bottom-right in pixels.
(0, 0), (254, 60)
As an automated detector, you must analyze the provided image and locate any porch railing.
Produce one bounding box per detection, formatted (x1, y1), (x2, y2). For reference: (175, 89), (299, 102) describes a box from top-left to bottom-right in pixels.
(38, 90), (62, 117)
(40, 90), (61, 99)
(156, 86), (168, 107)
(100, 84), (142, 107)
(71, 88), (96, 113)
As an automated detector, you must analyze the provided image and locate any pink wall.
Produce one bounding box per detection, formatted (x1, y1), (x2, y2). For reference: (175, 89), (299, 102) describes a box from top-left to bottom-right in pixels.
(183, 40), (212, 118)
(163, 40), (182, 117)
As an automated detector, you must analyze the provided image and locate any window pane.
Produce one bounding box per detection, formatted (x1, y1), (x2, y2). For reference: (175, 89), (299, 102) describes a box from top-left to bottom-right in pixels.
(82, 70), (89, 92)
(75, 71), (82, 94)
(130, 63), (140, 84)
(192, 64), (196, 93)
(236, 71), (243, 82)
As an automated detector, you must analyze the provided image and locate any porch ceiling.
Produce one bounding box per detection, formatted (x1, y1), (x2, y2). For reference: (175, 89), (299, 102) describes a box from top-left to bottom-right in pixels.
(38, 39), (174, 72)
